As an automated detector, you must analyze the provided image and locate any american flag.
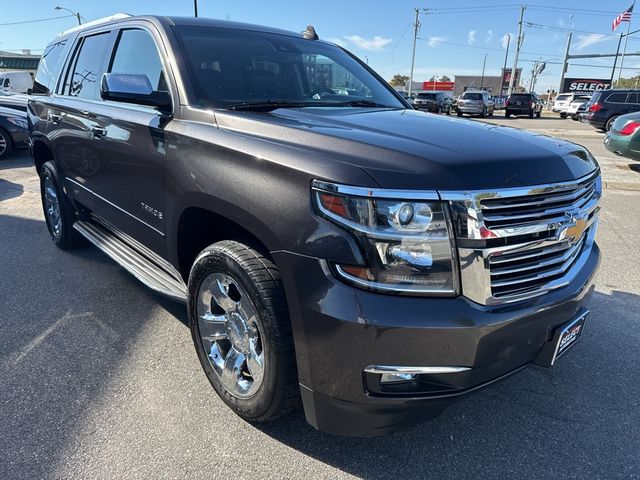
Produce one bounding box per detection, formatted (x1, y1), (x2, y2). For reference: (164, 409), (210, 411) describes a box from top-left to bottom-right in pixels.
(612, 4), (634, 31)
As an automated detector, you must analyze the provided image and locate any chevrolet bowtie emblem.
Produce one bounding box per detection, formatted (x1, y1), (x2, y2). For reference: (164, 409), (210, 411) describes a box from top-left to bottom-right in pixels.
(558, 213), (588, 243)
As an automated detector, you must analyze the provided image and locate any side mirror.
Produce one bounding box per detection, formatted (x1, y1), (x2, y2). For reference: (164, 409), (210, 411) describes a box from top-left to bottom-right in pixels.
(101, 73), (171, 112)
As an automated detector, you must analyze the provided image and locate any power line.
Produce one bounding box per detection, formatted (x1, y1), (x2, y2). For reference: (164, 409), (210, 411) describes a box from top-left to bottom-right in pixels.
(416, 37), (562, 59)
(0, 14), (74, 27)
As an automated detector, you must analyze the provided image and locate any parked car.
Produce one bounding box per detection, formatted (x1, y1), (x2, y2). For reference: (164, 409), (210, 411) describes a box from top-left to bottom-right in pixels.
(566, 96), (591, 121)
(553, 93), (577, 118)
(30, 15), (602, 437)
(505, 92), (543, 118)
(603, 111), (640, 161)
(573, 102), (588, 121)
(0, 91), (29, 112)
(582, 89), (640, 131)
(456, 90), (494, 117)
(0, 71), (34, 94)
(413, 91), (452, 114)
(0, 106), (28, 159)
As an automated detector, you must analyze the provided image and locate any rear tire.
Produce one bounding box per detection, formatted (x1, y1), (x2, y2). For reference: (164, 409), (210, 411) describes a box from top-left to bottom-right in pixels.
(188, 241), (299, 423)
(536, 110), (542, 118)
(529, 109), (534, 119)
(605, 115), (619, 132)
(0, 128), (12, 159)
(480, 107), (487, 118)
(39, 161), (86, 250)
(457, 111), (462, 117)
(505, 111), (511, 118)
(560, 112), (567, 119)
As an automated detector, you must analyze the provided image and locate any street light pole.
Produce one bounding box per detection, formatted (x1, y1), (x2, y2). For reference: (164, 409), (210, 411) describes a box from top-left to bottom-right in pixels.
(501, 34), (510, 95)
(54, 6), (81, 25)
(194, 0), (199, 17)
(508, 4), (526, 96)
(408, 8), (421, 98)
(480, 54), (487, 90)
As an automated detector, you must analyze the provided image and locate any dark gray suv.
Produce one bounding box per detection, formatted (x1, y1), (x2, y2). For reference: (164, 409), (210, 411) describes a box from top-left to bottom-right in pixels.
(29, 15), (601, 437)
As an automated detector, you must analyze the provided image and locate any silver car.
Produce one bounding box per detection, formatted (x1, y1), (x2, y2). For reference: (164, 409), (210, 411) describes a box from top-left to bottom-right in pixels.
(456, 90), (494, 117)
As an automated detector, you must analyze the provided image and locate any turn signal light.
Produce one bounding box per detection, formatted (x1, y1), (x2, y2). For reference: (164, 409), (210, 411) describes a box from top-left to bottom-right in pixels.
(588, 104), (602, 113)
(618, 121), (640, 136)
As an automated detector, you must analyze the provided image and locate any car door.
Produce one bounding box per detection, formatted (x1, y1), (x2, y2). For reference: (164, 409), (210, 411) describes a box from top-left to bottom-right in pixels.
(52, 26), (173, 254)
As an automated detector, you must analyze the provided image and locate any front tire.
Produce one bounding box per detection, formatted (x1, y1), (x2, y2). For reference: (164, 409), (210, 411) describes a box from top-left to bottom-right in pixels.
(457, 111), (463, 117)
(0, 128), (12, 159)
(39, 161), (85, 249)
(188, 241), (299, 423)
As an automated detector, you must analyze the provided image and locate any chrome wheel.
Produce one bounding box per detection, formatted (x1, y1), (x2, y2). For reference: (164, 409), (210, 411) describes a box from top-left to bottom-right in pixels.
(197, 272), (265, 398)
(0, 131), (7, 157)
(43, 172), (62, 238)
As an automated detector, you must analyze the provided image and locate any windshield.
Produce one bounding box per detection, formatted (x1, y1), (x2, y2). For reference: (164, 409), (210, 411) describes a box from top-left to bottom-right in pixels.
(173, 26), (405, 109)
(462, 92), (482, 100)
(417, 93), (437, 100)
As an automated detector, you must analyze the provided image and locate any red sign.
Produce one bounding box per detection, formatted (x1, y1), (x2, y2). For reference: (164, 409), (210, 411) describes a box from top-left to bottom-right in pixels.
(422, 81), (454, 91)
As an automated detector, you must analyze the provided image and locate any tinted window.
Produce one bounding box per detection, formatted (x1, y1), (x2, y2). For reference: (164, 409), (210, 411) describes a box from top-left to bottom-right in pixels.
(462, 92), (482, 100)
(509, 94), (532, 100)
(109, 29), (167, 91)
(173, 26), (403, 109)
(417, 93), (437, 100)
(606, 92), (628, 103)
(556, 94), (571, 101)
(65, 33), (111, 100)
(33, 39), (69, 95)
(626, 93), (639, 104)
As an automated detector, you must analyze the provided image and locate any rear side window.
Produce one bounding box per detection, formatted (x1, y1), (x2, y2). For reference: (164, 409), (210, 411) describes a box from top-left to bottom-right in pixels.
(33, 39), (70, 95)
(109, 29), (167, 92)
(64, 32), (112, 100)
(605, 92), (628, 103)
(626, 93), (639, 104)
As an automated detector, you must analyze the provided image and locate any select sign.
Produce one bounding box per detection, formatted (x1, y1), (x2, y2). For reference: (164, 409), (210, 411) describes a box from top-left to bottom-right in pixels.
(562, 78), (611, 95)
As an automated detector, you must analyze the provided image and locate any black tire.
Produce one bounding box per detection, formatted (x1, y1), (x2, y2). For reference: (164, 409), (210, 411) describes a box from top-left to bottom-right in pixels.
(529, 109), (534, 119)
(188, 241), (299, 423)
(480, 107), (486, 118)
(0, 128), (12, 159)
(536, 110), (542, 118)
(39, 161), (86, 249)
(505, 111), (511, 118)
(457, 111), (463, 117)
(445, 106), (451, 116)
(605, 115), (619, 132)
(560, 112), (567, 119)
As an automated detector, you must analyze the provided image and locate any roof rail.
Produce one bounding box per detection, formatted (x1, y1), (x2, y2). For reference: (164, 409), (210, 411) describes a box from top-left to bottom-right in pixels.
(57, 13), (132, 37)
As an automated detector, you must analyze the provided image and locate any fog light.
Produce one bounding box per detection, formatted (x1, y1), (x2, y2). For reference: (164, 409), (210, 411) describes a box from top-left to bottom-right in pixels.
(380, 373), (415, 384)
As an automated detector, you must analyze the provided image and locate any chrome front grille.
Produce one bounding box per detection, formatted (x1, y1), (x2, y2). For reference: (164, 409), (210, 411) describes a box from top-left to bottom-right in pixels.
(489, 234), (587, 299)
(479, 175), (597, 230)
(442, 171), (601, 305)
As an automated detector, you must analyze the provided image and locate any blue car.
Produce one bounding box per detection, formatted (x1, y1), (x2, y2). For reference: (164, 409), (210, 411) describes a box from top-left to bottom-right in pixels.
(0, 105), (28, 159)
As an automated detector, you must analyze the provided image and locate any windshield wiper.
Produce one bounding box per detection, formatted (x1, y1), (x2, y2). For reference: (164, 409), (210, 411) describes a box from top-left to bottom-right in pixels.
(332, 99), (395, 108)
(226, 101), (317, 111)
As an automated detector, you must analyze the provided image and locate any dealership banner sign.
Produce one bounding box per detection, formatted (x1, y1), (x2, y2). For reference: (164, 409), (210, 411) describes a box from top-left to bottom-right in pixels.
(562, 78), (611, 94)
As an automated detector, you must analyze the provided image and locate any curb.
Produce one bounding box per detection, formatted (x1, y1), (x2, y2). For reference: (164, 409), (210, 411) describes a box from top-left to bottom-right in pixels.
(604, 180), (640, 191)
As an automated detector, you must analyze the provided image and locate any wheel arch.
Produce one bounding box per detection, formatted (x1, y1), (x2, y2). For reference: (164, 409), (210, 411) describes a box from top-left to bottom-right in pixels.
(171, 195), (280, 281)
(31, 137), (55, 174)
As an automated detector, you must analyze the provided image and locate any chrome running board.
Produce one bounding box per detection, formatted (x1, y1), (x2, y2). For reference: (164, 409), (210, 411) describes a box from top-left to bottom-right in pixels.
(74, 220), (188, 303)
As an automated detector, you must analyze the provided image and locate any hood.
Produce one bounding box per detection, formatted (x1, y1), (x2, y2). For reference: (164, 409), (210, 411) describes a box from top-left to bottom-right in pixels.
(214, 108), (598, 191)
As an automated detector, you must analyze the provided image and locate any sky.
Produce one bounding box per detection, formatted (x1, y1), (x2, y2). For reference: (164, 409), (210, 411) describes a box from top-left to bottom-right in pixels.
(2, 0), (640, 93)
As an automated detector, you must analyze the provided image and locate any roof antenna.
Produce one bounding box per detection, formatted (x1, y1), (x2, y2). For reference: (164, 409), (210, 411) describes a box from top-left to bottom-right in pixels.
(303, 25), (319, 40)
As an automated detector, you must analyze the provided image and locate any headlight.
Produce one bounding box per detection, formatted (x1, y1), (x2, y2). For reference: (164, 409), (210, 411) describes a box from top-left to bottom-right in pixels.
(312, 180), (459, 295)
(7, 117), (27, 129)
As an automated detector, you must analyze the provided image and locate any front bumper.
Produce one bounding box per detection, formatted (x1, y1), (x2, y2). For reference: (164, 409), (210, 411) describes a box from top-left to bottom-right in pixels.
(273, 242), (600, 437)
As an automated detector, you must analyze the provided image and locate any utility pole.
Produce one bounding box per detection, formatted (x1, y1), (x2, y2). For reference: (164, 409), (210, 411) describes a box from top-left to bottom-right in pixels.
(480, 54), (488, 90)
(408, 8), (421, 97)
(501, 34), (510, 95)
(508, 4), (526, 96)
(558, 32), (572, 96)
(194, 0), (198, 17)
(610, 33), (624, 86)
(529, 61), (537, 92)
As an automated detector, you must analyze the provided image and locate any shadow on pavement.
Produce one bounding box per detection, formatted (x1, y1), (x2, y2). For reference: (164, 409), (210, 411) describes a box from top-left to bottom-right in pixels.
(0, 152), (32, 171)
(0, 178), (23, 201)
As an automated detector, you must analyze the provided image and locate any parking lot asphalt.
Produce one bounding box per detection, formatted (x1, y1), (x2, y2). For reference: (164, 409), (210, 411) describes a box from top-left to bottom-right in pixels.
(1, 139), (640, 479)
(475, 111), (640, 191)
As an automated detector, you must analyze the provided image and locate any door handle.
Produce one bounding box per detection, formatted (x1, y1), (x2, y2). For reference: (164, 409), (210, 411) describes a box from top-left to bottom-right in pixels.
(49, 113), (62, 124)
(90, 126), (107, 138)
